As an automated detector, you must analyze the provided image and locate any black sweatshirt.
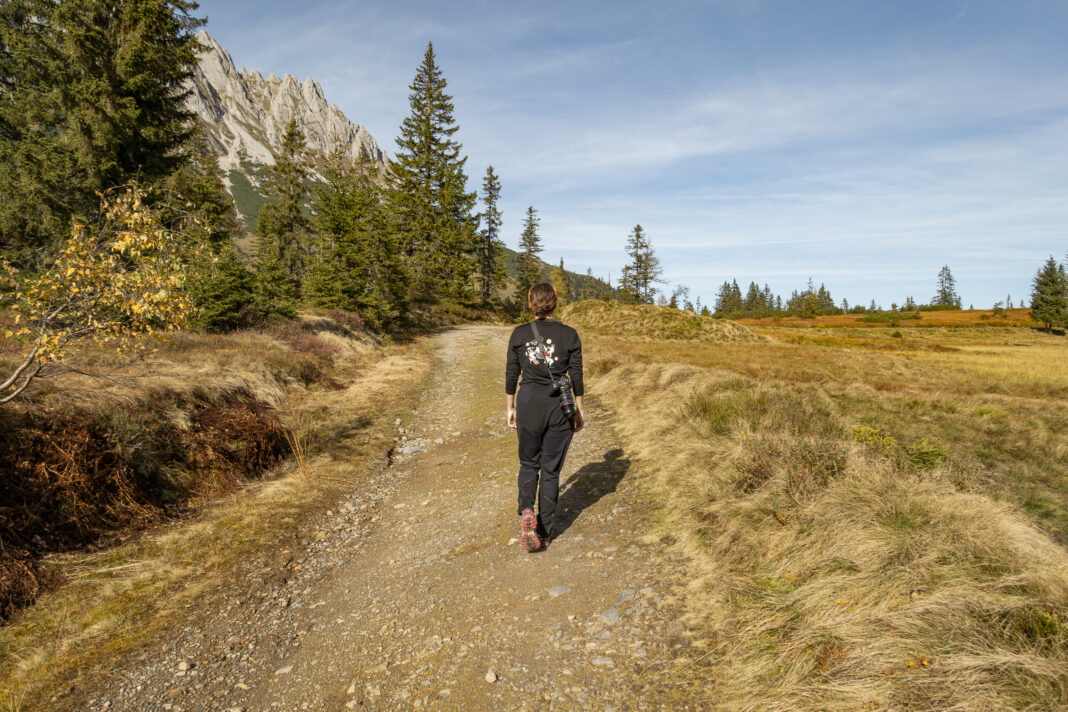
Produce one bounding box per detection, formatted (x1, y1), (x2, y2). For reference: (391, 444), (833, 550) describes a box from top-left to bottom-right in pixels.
(505, 319), (584, 396)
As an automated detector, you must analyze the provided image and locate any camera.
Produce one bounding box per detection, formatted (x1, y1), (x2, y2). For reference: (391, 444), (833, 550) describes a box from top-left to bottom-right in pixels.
(550, 374), (577, 421)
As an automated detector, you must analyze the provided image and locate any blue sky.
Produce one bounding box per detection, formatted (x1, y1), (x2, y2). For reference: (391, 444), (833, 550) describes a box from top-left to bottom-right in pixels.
(198, 0), (1068, 309)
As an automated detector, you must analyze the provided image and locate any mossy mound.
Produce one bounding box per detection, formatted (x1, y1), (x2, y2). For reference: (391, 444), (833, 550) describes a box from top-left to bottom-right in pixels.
(558, 300), (762, 343)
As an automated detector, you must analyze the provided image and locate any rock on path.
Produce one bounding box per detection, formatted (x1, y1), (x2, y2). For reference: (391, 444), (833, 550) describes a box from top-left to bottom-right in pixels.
(69, 326), (705, 711)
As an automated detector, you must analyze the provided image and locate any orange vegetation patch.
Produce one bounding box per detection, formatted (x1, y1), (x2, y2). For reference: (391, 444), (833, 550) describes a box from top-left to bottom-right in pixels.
(736, 308), (1033, 328)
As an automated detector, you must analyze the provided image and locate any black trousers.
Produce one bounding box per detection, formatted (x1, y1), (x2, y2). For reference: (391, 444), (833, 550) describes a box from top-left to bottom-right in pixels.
(516, 386), (574, 539)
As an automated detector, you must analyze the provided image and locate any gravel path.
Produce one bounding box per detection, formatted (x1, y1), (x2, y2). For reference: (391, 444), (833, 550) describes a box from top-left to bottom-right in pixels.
(73, 326), (704, 711)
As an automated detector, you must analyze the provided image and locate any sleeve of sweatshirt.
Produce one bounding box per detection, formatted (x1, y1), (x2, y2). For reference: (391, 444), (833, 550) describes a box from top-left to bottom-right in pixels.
(505, 329), (521, 395)
(568, 331), (584, 396)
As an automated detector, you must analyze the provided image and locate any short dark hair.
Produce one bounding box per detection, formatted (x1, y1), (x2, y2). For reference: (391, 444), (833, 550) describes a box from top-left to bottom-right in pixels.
(528, 282), (558, 317)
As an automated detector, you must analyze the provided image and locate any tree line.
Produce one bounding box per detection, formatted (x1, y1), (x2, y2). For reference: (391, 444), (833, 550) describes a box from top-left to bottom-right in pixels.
(0, 3), (615, 339)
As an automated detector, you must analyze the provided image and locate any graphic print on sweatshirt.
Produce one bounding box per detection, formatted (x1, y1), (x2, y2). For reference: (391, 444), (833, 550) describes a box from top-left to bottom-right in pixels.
(525, 337), (558, 369)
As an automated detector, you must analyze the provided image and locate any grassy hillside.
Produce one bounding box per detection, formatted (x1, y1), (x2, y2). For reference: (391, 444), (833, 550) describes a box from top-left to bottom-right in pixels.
(583, 305), (1068, 710)
(560, 300), (762, 343)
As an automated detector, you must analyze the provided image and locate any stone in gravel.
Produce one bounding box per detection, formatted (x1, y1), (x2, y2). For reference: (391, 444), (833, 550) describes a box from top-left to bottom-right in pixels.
(399, 445), (422, 454)
(591, 657), (615, 667)
(599, 608), (621, 624)
(548, 586), (570, 598)
(439, 688), (452, 697)
(177, 661), (191, 671)
(365, 662), (388, 673)
(485, 669), (497, 683)
(274, 666), (293, 675)
(619, 589), (636, 601)
(433, 438), (444, 445)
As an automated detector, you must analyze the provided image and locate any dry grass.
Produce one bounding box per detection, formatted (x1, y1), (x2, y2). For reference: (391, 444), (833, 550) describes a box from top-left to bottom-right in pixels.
(737, 307), (1035, 329)
(585, 321), (1068, 710)
(0, 314), (435, 710)
(559, 300), (762, 343)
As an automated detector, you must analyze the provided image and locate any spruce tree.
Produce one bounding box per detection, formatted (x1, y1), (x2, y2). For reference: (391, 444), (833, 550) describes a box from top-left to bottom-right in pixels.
(308, 148), (408, 330)
(1030, 256), (1067, 332)
(191, 246), (257, 331)
(0, 0), (203, 265)
(619, 224), (663, 304)
(932, 265), (962, 308)
(256, 120), (310, 283)
(744, 282), (762, 311)
(390, 42), (477, 300)
(516, 206), (543, 307)
(252, 239), (298, 319)
(551, 258), (571, 307)
(166, 129), (255, 330)
(476, 166), (506, 305)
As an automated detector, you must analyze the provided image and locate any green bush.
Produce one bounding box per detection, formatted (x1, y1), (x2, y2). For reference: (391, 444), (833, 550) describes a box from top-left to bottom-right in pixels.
(908, 437), (947, 470)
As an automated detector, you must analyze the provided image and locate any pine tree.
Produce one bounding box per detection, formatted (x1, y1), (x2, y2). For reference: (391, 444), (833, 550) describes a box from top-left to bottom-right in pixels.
(476, 166), (506, 305)
(618, 224), (663, 304)
(256, 120), (310, 284)
(817, 283), (835, 313)
(0, 0), (203, 265)
(307, 148), (408, 330)
(670, 285), (690, 310)
(932, 265), (962, 308)
(516, 206), (543, 308)
(191, 246), (257, 331)
(389, 42), (477, 300)
(551, 258), (571, 307)
(166, 129), (254, 330)
(714, 281), (732, 314)
(252, 239), (298, 319)
(744, 282), (763, 311)
(1030, 256), (1067, 332)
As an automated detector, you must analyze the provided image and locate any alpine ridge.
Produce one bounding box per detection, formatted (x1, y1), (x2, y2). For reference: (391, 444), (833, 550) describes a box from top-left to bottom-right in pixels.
(187, 30), (386, 174)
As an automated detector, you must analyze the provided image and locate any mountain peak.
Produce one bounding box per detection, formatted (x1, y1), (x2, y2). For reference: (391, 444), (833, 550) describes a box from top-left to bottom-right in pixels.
(186, 33), (386, 172)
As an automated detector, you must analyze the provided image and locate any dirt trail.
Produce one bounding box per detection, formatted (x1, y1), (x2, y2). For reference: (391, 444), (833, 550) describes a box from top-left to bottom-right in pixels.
(73, 326), (704, 711)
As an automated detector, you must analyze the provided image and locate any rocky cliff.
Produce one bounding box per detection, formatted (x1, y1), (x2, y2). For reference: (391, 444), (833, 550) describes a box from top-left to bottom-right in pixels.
(187, 30), (386, 174)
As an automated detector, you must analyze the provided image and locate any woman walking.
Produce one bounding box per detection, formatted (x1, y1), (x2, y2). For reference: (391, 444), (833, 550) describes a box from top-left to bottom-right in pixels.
(505, 283), (585, 552)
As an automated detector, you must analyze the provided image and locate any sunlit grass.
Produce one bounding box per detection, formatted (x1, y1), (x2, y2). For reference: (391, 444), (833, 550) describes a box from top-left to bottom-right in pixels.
(577, 304), (1068, 711)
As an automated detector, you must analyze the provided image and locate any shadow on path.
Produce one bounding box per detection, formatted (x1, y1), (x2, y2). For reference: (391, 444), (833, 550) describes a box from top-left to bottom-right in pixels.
(553, 448), (631, 539)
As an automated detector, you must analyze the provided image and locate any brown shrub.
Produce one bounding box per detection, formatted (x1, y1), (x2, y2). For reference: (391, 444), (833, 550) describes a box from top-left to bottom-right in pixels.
(325, 308), (365, 333)
(0, 394), (289, 619)
(265, 321), (340, 359)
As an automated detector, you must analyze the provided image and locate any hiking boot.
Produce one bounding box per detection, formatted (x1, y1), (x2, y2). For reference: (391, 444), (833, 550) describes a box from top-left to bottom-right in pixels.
(520, 508), (541, 552)
(536, 526), (552, 548)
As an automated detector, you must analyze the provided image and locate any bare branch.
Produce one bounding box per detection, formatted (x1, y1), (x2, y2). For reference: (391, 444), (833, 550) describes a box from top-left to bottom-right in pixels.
(0, 345), (40, 394)
(0, 361), (42, 405)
